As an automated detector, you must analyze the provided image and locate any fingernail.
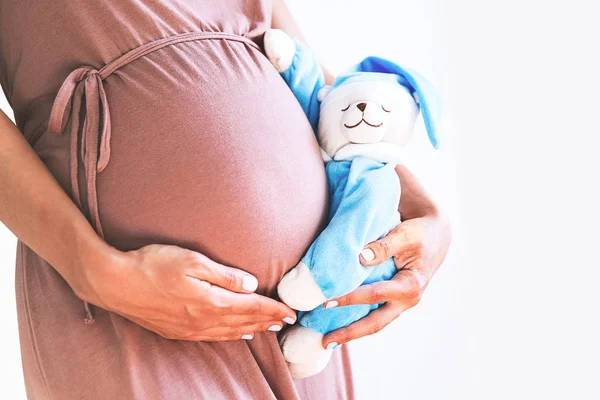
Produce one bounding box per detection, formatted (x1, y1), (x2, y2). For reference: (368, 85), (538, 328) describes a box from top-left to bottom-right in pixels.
(268, 324), (282, 332)
(326, 342), (338, 350)
(241, 334), (253, 340)
(242, 275), (258, 292)
(325, 301), (338, 309)
(283, 317), (296, 325)
(360, 248), (375, 262)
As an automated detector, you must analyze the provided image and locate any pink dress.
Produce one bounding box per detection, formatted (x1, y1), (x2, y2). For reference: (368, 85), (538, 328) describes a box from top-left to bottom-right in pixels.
(0, 0), (355, 398)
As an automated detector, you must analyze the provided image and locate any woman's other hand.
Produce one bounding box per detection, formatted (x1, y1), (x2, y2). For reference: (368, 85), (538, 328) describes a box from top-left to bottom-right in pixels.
(321, 165), (452, 348)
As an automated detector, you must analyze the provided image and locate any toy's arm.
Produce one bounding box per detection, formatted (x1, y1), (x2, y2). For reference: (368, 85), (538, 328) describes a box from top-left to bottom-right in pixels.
(309, 161), (400, 299)
(278, 160), (401, 310)
(264, 29), (325, 133)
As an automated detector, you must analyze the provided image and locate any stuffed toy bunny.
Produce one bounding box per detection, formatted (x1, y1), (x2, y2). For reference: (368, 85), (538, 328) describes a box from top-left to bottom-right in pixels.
(263, 29), (441, 378)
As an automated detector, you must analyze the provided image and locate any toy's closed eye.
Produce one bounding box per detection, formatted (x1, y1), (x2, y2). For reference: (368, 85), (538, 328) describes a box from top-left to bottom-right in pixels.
(381, 105), (391, 113)
(341, 104), (350, 112)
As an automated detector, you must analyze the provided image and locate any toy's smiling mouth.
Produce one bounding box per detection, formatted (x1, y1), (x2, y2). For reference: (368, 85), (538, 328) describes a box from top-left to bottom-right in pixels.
(344, 119), (383, 129)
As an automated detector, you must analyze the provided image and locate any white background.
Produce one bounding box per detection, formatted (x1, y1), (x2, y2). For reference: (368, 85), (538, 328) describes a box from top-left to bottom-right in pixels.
(2, 0), (599, 398)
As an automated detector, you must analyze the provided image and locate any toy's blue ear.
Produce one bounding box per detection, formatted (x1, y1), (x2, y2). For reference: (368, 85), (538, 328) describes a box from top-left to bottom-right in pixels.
(352, 57), (442, 149)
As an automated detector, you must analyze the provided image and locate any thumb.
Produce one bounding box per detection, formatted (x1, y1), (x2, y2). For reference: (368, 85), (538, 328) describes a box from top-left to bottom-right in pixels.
(359, 225), (409, 267)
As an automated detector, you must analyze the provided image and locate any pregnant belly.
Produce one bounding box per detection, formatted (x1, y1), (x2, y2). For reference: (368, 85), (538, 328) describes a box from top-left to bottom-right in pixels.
(79, 39), (327, 294)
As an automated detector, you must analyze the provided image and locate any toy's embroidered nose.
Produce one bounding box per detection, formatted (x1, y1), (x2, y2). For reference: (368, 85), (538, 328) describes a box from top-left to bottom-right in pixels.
(356, 102), (367, 112)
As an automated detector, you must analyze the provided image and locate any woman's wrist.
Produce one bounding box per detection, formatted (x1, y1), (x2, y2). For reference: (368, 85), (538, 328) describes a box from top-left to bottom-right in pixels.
(322, 65), (335, 85)
(396, 165), (440, 219)
(69, 233), (125, 309)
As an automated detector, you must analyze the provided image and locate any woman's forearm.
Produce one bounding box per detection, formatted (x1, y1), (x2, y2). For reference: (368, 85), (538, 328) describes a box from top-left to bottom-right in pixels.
(396, 165), (443, 219)
(0, 110), (115, 302)
(271, 0), (308, 45)
(271, 0), (336, 85)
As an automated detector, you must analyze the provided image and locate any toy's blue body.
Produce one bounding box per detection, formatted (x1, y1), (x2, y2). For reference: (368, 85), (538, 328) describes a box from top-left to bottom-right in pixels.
(277, 39), (402, 335)
(266, 29), (441, 378)
(297, 158), (399, 335)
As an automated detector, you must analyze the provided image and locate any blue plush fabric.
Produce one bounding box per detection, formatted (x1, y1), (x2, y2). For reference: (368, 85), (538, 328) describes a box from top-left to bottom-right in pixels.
(297, 158), (400, 335)
(301, 158), (400, 300)
(279, 38), (325, 134)
(298, 256), (396, 335)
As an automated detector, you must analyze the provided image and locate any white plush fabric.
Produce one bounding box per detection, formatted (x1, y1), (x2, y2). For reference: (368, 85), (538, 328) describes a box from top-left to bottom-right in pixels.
(286, 356), (331, 379)
(318, 78), (419, 162)
(264, 29), (296, 72)
(279, 325), (333, 378)
(277, 261), (328, 311)
(319, 147), (332, 162)
(333, 142), (407, 165)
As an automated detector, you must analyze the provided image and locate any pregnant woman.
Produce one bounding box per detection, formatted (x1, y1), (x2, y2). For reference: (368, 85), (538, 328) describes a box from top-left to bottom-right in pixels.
(0, 0), (451, 398)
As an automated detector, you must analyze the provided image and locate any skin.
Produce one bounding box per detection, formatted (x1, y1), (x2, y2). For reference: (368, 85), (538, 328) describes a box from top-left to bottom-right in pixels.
(0, 2), (450, 345)
(271, 0), (336, 85)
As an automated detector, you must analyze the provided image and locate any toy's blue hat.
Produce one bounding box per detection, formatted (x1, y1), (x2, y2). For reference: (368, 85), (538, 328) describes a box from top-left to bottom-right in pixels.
(333, 57), (442, 149)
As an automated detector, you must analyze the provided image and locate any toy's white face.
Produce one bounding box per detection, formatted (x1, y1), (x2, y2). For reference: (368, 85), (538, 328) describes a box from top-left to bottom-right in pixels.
(341, 100), (391, 144)
(318, 79), (419, 160)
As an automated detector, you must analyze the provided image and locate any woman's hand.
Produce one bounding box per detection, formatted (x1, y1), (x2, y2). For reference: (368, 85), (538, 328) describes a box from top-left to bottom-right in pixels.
(80, 244), (297, 341)
(321, 166), (452, 349)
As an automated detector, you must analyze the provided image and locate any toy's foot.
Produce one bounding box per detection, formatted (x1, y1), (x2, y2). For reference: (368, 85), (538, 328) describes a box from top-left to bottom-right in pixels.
(278, 261), (327, 311)
(264, 28), (296, 72)
(287, 356), (331, 379)
(279, 325), (333, 378)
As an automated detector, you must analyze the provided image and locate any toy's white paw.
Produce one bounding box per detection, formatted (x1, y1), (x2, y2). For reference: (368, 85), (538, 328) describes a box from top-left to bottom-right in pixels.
(279, 325), (333, 378)
(278, 261), (327, 311)
(287, 356), (331, 379)
(264, 28), (296, 72)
